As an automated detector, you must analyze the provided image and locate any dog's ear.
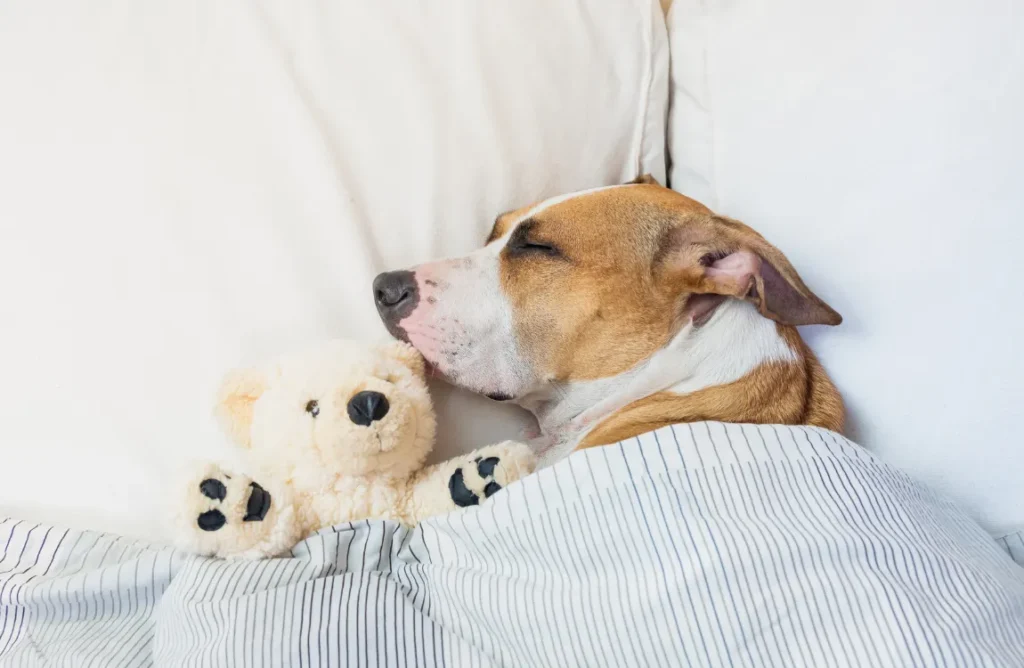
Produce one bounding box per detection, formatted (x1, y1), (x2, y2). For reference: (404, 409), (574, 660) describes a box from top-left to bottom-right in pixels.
(658, 216), (842, 327)
(627, 173), (660, 186)
(214, 367), (267, 448)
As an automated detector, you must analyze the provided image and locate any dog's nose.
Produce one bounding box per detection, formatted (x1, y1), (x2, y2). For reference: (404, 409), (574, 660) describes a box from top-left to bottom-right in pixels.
(347, 390), (390, 426)
(373, 271), (418, 315)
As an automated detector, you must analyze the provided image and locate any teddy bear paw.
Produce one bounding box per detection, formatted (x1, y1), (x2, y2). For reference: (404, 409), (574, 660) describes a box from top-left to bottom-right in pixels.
(176, 463), (299, 559)
(447, 441), (536, 507)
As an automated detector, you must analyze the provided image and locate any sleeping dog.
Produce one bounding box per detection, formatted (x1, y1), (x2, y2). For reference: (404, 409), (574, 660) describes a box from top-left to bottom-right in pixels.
(373, 177), (843, 465)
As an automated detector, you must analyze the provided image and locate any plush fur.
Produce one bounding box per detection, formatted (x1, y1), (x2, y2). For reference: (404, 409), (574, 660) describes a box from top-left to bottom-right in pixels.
(174, 339), (535, 559)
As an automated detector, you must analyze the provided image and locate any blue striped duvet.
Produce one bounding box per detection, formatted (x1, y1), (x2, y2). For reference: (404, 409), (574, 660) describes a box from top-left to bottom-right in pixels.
(2, 422), (1023, 666)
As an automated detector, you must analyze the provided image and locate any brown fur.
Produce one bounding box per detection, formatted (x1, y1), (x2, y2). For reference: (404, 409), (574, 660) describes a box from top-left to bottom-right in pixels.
(490, 180), (844, 447)
(495, 187), (713, 382)
(578, 329), (844, 449)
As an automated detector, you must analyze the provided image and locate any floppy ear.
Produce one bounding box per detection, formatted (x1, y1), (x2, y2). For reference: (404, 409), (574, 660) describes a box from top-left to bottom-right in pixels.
(378, 340), (426, 378)
(213, 367), (267, 448)
(628, 173), (660, 186)
(660, 217), (842, 327)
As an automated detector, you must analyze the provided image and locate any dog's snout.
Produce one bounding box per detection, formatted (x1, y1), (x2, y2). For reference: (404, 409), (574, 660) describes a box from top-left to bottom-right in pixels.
(373, 271), (418, 313)
(347, 390), (390, 426)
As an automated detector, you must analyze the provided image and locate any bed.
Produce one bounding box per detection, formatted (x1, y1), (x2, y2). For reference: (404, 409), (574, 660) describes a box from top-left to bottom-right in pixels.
(1, 0), (1023, 665)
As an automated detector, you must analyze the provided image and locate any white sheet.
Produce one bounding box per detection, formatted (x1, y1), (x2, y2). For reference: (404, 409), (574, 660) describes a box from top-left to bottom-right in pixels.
(2, 423), (1022, 666)
(666, 0), (1024, 533)
(0, 0), (668, 539)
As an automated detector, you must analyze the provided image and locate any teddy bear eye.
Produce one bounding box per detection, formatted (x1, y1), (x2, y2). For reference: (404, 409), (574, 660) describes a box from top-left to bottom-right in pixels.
(305, 400), (320, 417)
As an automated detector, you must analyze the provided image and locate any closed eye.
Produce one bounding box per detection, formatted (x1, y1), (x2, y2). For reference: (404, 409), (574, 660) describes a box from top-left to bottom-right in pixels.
(506, 219), (563, 259)
(517, 240), (558, 254)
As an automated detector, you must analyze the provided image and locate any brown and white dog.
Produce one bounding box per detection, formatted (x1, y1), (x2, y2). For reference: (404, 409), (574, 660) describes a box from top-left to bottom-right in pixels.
(373, 177), (843, 466)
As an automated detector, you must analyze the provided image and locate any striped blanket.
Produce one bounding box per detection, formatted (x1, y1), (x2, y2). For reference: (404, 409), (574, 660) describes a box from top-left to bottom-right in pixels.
(2, 422), (1023, 667)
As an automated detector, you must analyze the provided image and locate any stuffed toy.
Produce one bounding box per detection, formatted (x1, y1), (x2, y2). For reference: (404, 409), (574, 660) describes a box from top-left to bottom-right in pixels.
(175, 339), (536, 559)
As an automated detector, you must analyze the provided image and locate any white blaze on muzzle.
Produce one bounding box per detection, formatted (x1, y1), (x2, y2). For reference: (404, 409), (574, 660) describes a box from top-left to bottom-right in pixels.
(398, 239), (535, 400)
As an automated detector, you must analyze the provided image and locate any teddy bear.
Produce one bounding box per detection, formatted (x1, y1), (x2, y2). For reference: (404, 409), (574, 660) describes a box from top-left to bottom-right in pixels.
(174, 338), (536, 559)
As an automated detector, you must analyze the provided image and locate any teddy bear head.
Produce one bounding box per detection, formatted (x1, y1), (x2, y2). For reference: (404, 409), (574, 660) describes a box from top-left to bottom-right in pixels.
(214, 339), (436, 483)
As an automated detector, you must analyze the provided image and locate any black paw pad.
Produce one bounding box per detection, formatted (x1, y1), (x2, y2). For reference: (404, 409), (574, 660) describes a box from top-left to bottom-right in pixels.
(476, 457), (500, 478)
(199, 478), (227, 501)
(243, 482), (271, 522)
(448, 468), (480, 507)
(198, 509), (226, 532)
(483, 481), (502, 498)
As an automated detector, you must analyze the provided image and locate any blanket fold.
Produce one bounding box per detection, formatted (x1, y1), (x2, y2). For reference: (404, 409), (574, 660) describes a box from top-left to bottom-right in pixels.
(2, 422), (1023, 667)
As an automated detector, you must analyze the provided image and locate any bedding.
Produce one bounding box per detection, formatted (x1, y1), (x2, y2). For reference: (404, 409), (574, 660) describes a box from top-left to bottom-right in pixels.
(666, 0), (1024, 534)
(0, 0), (668, 540)
(2, 423), (1022, 667)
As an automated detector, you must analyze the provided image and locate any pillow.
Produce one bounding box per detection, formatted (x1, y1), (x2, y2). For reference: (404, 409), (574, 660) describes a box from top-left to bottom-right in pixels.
(667, 0), (1023, 533)
(0, 0), (668, 539)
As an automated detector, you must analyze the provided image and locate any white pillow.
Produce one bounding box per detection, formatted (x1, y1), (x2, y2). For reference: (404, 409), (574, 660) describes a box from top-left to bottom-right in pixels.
(0, 0), (668, 540)
(667, 0), (1023, 533)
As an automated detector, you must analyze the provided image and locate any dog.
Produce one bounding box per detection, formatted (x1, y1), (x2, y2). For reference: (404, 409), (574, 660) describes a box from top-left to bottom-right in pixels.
(373, 176), (843, 465)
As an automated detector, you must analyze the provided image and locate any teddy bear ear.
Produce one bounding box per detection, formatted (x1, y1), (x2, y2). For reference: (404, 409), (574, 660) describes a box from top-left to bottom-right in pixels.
(379, 340), (426, 378)
(213, 367), (267, 448)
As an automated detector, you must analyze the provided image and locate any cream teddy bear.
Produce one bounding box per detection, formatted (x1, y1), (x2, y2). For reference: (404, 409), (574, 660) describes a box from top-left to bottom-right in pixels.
(175, 339), (535, 559)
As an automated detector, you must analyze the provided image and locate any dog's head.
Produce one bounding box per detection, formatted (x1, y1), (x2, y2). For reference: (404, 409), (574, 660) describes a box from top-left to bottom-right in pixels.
(373, 178), (840, 402)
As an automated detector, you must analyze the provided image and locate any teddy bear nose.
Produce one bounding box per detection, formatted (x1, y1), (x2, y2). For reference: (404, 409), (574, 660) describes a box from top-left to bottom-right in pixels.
(347, 390), (390, 426)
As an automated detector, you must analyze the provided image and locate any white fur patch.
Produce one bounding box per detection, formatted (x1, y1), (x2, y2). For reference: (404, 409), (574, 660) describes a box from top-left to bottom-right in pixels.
(403, 241), (534, 398)
(530, 300), (798, 466)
